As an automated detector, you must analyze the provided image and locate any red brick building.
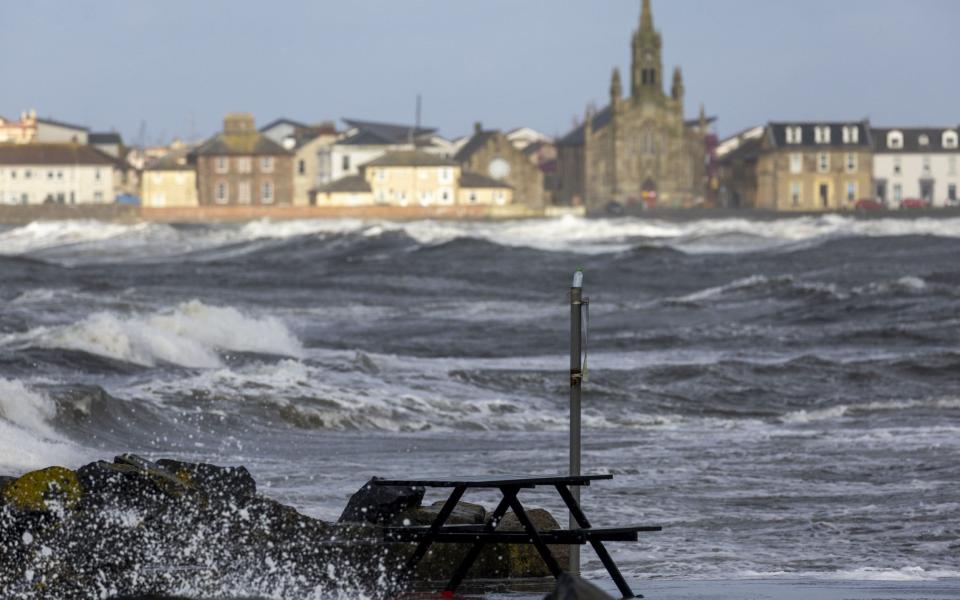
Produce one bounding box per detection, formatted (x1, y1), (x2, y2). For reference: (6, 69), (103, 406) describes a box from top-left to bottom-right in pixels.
(194, 113), (293, 206)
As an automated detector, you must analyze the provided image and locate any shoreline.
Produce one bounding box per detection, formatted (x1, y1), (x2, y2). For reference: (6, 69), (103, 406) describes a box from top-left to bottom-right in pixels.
(1, 204), (960, 225)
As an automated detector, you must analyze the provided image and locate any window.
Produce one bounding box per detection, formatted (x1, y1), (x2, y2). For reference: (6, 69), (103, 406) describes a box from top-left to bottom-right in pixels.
(418, 169), (428, 180)
(9, 170), (15, 180)
(375, 168), (385, 181)
(260, 157), (274, 173)
(237, 157), (252, 173)
(261, 181), (273, 203)
(893, 157), (901, 175)
(215, 157), (229, 173)
(238, 181), (251, 204)
(439, 167), (453, 183)
(215, 181), (228, 203)
(93, 191), (103, 202)
(846, 153), (857, 173)
(21, 193), (28, 204)
(842, 126), (859, 144)
(468, 191), (478, 203)
(818, 152), (830, 172)
(922, 156), (931, 174)
(57, 171), (63, 180)
(94, 169), (101, 181)
(789, 153), (803, 174)
(24, 169), (31, 179)
(846, 181), (857, 202)
(297, 159), (306, 175)
(948, 184), (957, 202)
(887, 130), (903, 149)
(439, 188), (452, 203)
(494, 191), (506, 205)
(893, 183), (902, 202)
(785, 126), (802, 144)
(151, 192), (165, 206)
(949, 156), (957, 175)
(342, 155), (350, 172)
(814, 126), (831, 144)
(918, 134), (930, 147)
(943, 130), (958, 149)
(790, 182), (802, 207)
(47, 171), (54, 180)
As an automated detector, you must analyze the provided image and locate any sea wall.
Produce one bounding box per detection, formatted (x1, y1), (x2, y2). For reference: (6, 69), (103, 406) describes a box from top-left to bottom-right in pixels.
(0, 204), (140, 225)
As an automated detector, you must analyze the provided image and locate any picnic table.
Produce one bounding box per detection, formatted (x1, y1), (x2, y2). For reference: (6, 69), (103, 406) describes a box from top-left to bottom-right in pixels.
(374, 474), (660, 599)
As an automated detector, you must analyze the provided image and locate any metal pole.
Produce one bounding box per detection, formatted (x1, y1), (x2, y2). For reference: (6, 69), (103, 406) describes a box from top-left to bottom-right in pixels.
(569, 268), (583, 574)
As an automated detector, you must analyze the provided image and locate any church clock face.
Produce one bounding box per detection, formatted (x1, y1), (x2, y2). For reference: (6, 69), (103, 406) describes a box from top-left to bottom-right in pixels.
(644, 51), (653, 62)
(489, 157), (510, 180)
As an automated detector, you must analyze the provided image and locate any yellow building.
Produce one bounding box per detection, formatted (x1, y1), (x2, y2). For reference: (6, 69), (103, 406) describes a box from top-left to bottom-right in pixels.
(311, 151), (512, 207)
(141, 148), (198, 207)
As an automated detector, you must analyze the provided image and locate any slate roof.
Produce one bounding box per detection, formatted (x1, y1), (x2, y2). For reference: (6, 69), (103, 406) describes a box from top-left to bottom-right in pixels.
(36, 117), (89, 132)
(767, 121), (872, 149)
(193, 130), (291, 156)
(89, 132), (123, 145)
(459, 171), (512, 189)
(872, 127), (960, 153)
(340, 118), (436, 146)
(362, 151), (457, 168)
(0, 144), (116, 165)
(558, 107), (717, 147)
(312, 175), (371, 194)
(259, 117), (309, 133)
(145, 148), (194, 171)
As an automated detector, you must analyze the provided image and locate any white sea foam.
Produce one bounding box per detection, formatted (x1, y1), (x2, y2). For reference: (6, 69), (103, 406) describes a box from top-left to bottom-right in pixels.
(8, 300), (303, 368)
(781, 397), (960, 424)
(0, 378), (83, 471)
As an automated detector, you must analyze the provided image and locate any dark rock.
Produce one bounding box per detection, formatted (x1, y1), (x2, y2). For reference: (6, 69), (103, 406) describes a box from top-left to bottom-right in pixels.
(395, 499), (486, 526)
(156, 457), (256, 500)
(0, 475), (14, 492)
(544, 573), (615, 600)
(338, 477), (425, 524)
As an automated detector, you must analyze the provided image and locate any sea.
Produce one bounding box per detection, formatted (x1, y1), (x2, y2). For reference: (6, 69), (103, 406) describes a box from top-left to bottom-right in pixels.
(0, 214), (958, 599)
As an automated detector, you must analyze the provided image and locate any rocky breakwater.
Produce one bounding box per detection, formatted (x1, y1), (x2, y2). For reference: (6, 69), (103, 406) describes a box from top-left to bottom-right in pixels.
(0, 455), (569, 599)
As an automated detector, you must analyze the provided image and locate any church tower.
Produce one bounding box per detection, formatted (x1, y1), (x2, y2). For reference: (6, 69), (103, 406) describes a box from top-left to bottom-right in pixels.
(630, 0), (664, 100)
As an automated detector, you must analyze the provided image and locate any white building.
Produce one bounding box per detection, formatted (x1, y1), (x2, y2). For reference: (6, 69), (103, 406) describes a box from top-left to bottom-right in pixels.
(872, 127), (960, 207)
(0, 144), (115, 205)
(324, 118), (454, 185)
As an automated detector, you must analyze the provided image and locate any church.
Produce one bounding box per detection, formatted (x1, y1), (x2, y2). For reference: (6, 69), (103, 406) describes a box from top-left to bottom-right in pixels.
(556, 0), (710, 211)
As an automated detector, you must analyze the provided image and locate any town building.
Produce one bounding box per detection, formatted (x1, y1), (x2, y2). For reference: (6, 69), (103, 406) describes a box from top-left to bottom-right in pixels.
(261, 119), (340, 206)
(141, 146), (198, 208)
(871, 127), (960, 207)
(454, 123), (545, 208)
(0, 144), (115, 204)
(555, 0), (709, 211)
(0, 110), (89, 144)
(325, 119), (455, 185)
(311, 150), (512, 207)
(755, 122), (873, 211)
(89, 132), (124, 158)
(193, 113), (294, 206)
(714, 126), (765, 208)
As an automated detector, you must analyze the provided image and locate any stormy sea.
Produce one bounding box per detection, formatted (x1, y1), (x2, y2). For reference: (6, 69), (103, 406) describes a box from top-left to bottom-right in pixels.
(0, 215), (958, 599)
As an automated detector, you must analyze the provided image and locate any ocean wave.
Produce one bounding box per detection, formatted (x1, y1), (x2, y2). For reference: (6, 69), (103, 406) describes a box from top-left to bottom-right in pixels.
(3, 300), (303, 369)
(0, 378), (84, 471)
(780, 397), (960, 424)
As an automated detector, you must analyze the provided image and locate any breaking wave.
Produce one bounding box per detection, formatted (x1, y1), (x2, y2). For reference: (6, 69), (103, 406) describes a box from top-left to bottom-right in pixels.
(3, 300), (304, 369)
(0, 378), (84, 471)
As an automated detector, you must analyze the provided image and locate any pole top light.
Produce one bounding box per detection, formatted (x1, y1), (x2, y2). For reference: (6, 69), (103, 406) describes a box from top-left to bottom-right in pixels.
(572, 269), (584, 289)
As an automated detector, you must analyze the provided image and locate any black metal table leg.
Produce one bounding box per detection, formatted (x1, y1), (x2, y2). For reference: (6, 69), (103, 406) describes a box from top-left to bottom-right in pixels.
(403, 485), (466, 575)
(556, 484), (638, 599)
(505, 492), (564, 577)
(442, 488), (516, 594)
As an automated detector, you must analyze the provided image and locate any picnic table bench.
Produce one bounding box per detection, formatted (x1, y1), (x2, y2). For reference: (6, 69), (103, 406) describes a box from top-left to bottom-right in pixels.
(373, 474), (660, 599)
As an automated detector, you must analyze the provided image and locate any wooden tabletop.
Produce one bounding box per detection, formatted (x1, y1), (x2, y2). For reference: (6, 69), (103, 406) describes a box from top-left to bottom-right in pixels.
(371, 474), (613, 488)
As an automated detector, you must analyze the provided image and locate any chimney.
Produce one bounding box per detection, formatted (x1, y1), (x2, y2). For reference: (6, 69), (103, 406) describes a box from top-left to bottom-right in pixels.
(224, 112), (255, 134)
(474, 122), (483, 135)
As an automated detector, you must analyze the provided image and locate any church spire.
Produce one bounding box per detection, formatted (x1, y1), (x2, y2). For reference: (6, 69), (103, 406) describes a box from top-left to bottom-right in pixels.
(631, 0), (664, 99)
(640, 0), (654, 32)
(671, 66), (684, 101)
(610, 68), (623, 106)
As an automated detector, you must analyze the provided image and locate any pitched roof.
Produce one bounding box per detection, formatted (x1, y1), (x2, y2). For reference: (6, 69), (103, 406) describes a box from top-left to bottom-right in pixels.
(89, 132), (123, 145)
(0, 143), (116, 165)
(362, 151), (457, 168)
(340, 118), (437, 145)
(193, 130), (291, 156)
(459, 171), (512, 189)
(872, 127), (960, 153)
(36, 117), (89, 132)
(767, 121), (872, 149)
(145, 148), (195, 171)
(259, 117), (310, 133)
(312, 174), (371, 194)
(557, 106), (615, 146)
(453, 130), (497, 162)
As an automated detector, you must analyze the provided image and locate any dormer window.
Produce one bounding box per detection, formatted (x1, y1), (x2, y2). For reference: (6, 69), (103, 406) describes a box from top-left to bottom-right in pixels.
(814, 126), (831, 144)
(785, 126), (802, 144)
(918, 134), (930, 147)
(842, 126), (859, 144)
(887, 130), (903, 149)
(943, 130), (959, 149)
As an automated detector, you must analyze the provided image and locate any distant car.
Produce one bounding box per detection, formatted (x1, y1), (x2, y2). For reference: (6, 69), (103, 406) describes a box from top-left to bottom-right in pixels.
(854, 198), (885, 211)
(899, 198), (927, 209)
(605, 201), (625, 216)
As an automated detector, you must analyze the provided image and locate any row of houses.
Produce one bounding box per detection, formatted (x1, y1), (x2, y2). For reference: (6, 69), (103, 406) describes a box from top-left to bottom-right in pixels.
(717, 122), (960, 210)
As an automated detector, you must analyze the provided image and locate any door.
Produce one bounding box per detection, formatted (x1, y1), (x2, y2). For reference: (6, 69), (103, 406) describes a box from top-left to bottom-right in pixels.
(920, 180), (934, 205)
(875, 180), (887, 202)
(819, 183), (829, 208)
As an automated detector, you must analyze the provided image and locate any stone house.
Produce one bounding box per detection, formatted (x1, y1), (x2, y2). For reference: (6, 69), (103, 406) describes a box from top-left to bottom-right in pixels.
(872, 127), (960, 207)
(756, 122), (873, 211)
(194, 114), (294, 206)
(454, 123), (544, 208)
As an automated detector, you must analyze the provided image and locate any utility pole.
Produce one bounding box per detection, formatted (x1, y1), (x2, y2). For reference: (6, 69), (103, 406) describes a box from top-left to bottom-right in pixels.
(569, 268), (584, 574)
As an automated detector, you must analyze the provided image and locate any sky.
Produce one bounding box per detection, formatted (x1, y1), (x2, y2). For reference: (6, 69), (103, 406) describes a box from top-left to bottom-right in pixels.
(2, 0), (959, 144)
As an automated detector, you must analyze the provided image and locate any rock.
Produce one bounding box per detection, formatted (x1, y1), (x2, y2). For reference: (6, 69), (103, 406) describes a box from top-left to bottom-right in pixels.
(156, 457), (256, 500)
(338, 477), (425, 525)
(1, 466), (81, 513)
(75, 460), (188, 512)
(395, 499), (486, 526)
(544, 573), (615, 600)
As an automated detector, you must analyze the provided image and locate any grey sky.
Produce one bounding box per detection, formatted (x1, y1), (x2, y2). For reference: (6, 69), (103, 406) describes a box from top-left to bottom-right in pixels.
(2, 0), (958, 144)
